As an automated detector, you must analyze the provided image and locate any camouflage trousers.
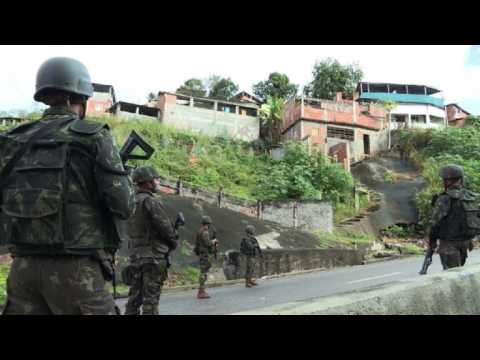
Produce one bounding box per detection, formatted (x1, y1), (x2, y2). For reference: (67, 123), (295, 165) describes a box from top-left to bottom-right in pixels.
(438, 240), (471, 270)
(198, 253), (212, 291)
(245, 255), (258, 280)
(2, 256), (116, 315)
(124, 259), (168, 315)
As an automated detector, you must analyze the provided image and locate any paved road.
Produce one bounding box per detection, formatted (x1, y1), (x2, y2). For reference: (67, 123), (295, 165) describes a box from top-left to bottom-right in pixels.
(116, 249), (480, 315)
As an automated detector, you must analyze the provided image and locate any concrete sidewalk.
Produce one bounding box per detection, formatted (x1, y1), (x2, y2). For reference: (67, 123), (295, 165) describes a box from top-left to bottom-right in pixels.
(234, 263), (480, 315)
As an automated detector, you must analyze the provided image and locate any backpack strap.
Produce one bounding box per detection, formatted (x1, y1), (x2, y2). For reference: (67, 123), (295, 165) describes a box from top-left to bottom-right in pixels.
(0, 116), (76, 190)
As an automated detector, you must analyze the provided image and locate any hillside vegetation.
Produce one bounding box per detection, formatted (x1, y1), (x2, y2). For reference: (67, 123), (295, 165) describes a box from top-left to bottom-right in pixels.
(1, 113), (366, 219)
(397, 117), (480, 227)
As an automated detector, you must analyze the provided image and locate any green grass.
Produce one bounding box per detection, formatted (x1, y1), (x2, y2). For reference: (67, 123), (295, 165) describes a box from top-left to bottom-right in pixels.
(383, 224), (416, 238)
(333, 193), (370, 225)
(398, 243), (423, 255)
(383, 170), (396, 184)
(315, 229), (375, 249)
(92, 114), (263, 202)
(0, 265), (9, 305)
(114, 265), (201, 296)
(172, 266), (200, 285)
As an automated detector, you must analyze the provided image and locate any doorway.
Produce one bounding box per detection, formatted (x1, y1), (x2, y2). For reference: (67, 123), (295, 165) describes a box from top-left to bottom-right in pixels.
(363, 134), (370, 155)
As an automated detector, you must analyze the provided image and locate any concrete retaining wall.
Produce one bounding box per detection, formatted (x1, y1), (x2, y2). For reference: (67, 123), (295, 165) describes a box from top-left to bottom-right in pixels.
(234, 264), (480, 315)
(159, 179), (334, 234)
(223, 248), (364, 280)
(261, 200), (333, 233)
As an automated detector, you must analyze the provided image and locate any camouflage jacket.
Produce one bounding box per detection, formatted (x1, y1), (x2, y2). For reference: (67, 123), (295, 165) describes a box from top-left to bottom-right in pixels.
(195, 227), (215, 255)
(3, 106), (135, 256)
(127, 190), (177, 260)
(240, 235), (262, 257)
(429, 184), (470, 243)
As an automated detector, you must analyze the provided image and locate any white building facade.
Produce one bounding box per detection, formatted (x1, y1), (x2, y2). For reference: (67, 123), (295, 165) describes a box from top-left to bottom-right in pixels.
(357, 82), (447, 130)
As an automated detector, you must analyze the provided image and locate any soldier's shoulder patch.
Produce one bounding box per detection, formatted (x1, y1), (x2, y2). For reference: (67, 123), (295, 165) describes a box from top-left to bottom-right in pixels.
(69, 119), (109, 135)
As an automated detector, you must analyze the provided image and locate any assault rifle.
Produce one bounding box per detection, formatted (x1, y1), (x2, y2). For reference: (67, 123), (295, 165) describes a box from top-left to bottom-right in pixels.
(111, 130), (155, 314)
(119, 130), (155, 171)
(166, 212), (186, 268)
(211, 226), (218, 260)
(419, 247), (434, 275)
(419, 193), (441, 275)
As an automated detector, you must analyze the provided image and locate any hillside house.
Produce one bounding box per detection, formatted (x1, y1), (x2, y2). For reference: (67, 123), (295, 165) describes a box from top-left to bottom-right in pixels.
(86, 83), (116, 115)
(153, 91), (260, 142)
(108, 101), (160, 120)
(446, 103), (471, 128)
(282, 92), (388, 168)
(357, 82), (447, 129)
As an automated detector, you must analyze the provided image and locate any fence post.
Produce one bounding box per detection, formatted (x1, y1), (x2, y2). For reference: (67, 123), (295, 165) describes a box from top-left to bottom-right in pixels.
(256, 200), (263, 219)
(293, 201), (298, 228)
(176, 178), (183, 196)
(217, 187), (224, 207)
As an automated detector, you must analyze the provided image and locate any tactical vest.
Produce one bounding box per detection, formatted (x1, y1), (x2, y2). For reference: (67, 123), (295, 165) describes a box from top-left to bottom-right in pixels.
(0, 115), (119, 254)
(127, 192), (169, 259)
(194, 228), (212, 255)
(438, 188), (480, 241)
(240, 236), (259, 256)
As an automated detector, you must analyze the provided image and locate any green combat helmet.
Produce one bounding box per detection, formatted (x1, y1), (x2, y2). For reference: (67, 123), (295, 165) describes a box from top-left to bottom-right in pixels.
(202, 216), (212, 225)
(246, 225), (255, 235)
(34, 57), (94, 103)
(439, 164), (464, 180)
(132, 166), (160, 184)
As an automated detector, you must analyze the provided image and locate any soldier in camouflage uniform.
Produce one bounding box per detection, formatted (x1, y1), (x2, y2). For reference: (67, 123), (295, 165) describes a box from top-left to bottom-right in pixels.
(124, 166), (177, 315)
(240, 225), (263, 287)
(428, 164), (474, 270)
(195, 216), (218, 299)
(0, 57), (135, 315)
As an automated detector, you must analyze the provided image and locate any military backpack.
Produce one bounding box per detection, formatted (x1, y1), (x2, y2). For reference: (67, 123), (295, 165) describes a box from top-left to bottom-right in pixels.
(0, 116), (77, 246)
(438, 188), (480, 240)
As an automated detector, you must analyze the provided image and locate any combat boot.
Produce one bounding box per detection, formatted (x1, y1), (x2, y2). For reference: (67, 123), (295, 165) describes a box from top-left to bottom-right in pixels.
(124, 306), (141, 315)
(245, 278), (253, 288)
(197, 289), (211, 299)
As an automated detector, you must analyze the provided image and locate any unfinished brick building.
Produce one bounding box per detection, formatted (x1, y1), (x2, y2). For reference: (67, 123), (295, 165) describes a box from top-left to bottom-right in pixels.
(154, 91), (260, 142)
(282, 92), (387, 168)
(86, 83), (116, 116)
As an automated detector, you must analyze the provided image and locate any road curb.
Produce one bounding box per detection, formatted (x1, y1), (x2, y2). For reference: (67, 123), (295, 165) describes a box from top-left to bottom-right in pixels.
(115, 267), (341, 298)
(363, 253), (417, 265)
(115, 256), (419, 298)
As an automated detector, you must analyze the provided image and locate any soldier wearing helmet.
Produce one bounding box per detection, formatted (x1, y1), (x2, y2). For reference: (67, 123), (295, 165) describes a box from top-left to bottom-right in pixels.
(240, 225), (263, 287)
(428, 164), (474, 270)
(1, 57), (135, 315)
(124, 166), (177, 315)
(194, 215), (218, 299)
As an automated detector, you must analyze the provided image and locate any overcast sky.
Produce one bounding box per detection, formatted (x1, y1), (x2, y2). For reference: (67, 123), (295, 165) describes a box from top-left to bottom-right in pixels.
(1, 45), (479, 115)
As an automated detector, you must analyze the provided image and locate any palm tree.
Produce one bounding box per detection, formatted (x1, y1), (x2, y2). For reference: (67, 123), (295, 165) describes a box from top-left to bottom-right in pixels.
(259, 96), (284, 146)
